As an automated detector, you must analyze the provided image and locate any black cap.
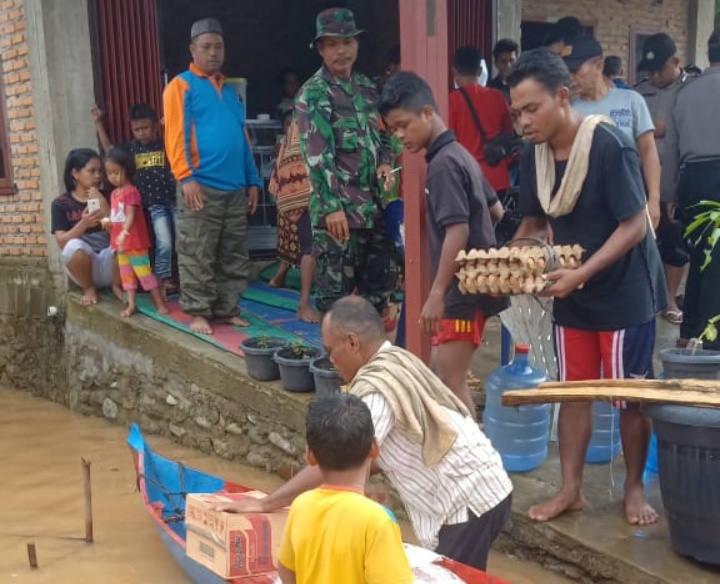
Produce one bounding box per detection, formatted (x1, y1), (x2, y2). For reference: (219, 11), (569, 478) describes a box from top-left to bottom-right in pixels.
(191, 18), (223, 41)
(638, 33), (677, 72)
(561, 34), (603, 72)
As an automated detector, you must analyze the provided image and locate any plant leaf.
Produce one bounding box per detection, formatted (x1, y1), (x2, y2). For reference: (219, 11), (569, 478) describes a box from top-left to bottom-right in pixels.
(702, 323), (718, 343)
(685, 214), (714, 238)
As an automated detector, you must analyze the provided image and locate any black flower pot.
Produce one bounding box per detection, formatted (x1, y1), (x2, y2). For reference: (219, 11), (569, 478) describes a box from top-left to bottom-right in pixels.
(309, 357), (343, 396)
(239, 337), (288, 381)
(274, 346), (321, 393)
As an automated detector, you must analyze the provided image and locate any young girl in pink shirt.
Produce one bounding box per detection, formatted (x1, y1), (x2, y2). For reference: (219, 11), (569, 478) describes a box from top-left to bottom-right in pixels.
(106, 147), (168, 318)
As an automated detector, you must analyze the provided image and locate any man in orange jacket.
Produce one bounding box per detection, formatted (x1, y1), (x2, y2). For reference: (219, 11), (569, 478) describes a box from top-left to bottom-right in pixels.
(164, 18), (261, 335)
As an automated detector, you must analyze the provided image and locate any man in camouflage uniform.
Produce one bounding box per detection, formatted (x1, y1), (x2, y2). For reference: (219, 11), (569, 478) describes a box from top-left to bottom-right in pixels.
(296, 7), (397, 314)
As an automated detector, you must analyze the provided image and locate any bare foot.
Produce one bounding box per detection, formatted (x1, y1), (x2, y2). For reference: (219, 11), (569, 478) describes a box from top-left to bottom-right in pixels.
(111, 284), (124, 302)
(151, 290), (170, 316)
(120, 303), (137, 318)
(80, 287), (98, 306)
(215, 315), (250, 327)
(297, 304), (321, 323)
(269, 264), (289, 288)
(528, 488), (586, 522)
(189, 316), (214, 335)
(625, 485), (658, 525)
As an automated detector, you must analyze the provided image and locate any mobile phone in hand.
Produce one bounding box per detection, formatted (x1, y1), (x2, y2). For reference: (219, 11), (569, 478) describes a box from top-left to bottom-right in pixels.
(87, 198), (101, 214)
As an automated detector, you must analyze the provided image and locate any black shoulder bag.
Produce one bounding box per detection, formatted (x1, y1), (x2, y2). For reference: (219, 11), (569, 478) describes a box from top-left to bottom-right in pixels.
(458, 87), (519, 167)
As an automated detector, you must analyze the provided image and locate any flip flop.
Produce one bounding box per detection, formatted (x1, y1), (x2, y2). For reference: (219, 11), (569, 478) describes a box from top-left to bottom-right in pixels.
(661, 309), (683, 325)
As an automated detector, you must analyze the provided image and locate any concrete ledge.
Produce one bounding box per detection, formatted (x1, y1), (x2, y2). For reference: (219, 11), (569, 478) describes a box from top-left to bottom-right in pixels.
(64, 293), (313, 471)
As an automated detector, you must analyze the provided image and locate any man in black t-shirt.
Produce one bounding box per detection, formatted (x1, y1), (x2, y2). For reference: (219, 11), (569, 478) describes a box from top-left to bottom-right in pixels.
(379, 72), (507, 416)
(488, 39), (519, 104)
(508, 49), (665, 526)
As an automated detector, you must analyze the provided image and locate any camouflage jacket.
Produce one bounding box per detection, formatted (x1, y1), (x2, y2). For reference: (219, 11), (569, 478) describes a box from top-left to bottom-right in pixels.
(296, 66), (393, 230)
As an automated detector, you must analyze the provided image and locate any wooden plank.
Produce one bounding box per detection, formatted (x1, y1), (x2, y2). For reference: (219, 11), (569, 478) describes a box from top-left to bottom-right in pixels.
(502, 379), (720, 409)
(540, 378), (720, 392)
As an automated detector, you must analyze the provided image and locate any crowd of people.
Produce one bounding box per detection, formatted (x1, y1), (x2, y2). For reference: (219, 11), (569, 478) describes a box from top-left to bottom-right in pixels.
(48, 7), (720, 581)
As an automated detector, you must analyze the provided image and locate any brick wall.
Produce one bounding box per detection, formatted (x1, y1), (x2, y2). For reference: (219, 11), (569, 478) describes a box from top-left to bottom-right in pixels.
(523, 0), (691, 82)
(0, 0), (45, 258)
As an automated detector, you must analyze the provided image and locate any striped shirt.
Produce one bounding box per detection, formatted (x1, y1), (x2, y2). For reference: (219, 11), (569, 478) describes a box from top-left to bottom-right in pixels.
(358, 344), (513, 549)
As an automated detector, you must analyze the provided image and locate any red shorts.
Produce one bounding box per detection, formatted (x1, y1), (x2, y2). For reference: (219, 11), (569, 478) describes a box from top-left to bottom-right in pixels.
(554, 321), (656, 407)
(432, 311), (486, 348)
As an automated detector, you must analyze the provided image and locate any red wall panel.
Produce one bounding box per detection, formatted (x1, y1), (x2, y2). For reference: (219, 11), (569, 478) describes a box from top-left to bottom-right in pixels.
(447, 0), (492, 86)
(96, 0), (163, 144)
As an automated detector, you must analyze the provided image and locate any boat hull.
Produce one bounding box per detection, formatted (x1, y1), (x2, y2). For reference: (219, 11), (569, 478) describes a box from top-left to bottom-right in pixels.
(127, 424), (507, 584)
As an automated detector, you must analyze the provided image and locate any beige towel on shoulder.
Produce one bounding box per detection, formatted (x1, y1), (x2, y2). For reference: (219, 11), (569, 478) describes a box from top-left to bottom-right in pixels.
(535, 114), (614, 218)
(349, 346), (469, 467)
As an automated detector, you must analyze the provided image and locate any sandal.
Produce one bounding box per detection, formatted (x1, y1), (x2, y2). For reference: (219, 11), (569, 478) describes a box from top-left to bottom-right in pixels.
(661, 309), (683, 325)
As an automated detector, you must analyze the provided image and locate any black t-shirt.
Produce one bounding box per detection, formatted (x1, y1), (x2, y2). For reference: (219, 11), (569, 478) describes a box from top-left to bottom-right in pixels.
(123, 140), (176, 208)
(425, 131), (507, 315)
(50, 193), (110, 252)
(487, 76), (510, 104)
(519, 124), (666, 330)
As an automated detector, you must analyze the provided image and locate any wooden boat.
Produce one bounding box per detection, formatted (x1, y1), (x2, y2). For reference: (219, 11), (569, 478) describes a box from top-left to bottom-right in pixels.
(128, 424), (509, 584)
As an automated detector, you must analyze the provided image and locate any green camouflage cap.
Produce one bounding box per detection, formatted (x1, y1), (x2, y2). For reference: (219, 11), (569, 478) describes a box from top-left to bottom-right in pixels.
(310, 8), (365, 47)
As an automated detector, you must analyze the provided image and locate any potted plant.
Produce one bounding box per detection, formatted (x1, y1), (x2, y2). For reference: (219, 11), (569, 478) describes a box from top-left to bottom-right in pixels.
(646, 199), (720, 565)
(309, 356), (343, 396)
(239, 336), (288, 381)
(273, 342), (321, 393)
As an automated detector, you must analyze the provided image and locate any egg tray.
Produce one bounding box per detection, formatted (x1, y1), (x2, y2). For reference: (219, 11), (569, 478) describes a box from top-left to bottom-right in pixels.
(455, 243), (585, 295)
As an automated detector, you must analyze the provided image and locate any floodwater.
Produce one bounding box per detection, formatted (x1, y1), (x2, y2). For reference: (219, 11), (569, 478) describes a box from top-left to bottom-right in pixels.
(0, 389), (573, 584)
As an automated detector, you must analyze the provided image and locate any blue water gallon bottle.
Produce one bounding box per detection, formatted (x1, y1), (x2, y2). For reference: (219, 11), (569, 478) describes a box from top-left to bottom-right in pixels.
(643, 371), (664, 481)
(483, 344), (551, 472)
(585, 402), (622, 463)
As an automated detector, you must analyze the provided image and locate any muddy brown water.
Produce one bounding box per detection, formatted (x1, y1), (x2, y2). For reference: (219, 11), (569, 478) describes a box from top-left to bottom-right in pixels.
(0, 389), (573, 584)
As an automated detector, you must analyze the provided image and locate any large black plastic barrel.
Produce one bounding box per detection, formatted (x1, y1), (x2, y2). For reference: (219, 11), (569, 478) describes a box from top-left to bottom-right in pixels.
(646, 404), (720, 565)
(649, 347), (720, 565)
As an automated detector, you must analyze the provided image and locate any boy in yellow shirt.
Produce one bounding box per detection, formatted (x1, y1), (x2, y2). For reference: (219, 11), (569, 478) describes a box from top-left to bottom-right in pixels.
(278, 393), (414, 584)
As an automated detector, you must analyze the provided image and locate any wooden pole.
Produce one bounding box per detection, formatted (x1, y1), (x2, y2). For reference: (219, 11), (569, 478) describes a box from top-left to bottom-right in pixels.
(399, 0), (449, 362)
(26, 542), (38, 568)
(82, 457), (94, 543)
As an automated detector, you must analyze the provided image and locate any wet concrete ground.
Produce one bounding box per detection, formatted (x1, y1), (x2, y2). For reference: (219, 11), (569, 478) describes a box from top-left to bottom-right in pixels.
(0, 388), (573, 584)
(470, 311), (720, 582)
(504, 444), (720, 583)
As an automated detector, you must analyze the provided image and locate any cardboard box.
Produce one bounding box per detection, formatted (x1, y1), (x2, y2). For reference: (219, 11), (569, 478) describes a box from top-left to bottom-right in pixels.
(186, 491), (288, 579)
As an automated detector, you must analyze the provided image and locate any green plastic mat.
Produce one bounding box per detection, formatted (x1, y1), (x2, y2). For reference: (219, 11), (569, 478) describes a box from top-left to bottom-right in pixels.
(242, 285), (303, 312)
(259, 262), (303, 292)
(258, 262), (405, 303)
(134, 295), (300, 355)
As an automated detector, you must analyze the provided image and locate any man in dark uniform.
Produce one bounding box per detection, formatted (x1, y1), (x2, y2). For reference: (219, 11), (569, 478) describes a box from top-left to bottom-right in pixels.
(635, 33), (696, 328)
(664, 27), (720, 348)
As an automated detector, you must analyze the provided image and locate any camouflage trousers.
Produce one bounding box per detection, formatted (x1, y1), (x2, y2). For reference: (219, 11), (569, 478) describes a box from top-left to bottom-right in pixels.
(313, 223), (398, 314)
(176, 184), (248, 319)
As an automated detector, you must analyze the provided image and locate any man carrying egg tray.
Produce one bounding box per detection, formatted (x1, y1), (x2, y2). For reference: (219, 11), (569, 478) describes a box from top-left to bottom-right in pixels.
(501, 48), (666, 527)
